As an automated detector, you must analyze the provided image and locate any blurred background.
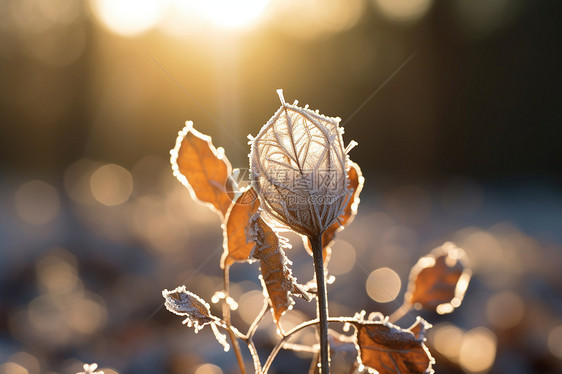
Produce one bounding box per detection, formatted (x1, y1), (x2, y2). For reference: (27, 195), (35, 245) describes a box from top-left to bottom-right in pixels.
(0, 0), (561, 373)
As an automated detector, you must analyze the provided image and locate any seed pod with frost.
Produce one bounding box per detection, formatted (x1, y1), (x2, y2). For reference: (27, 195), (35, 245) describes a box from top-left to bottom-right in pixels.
(249, 90), (356, 238)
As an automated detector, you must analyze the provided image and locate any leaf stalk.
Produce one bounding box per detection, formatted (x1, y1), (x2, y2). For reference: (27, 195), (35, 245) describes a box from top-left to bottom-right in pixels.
(311, 234), (330, 373)
(223, 265), (247, 374)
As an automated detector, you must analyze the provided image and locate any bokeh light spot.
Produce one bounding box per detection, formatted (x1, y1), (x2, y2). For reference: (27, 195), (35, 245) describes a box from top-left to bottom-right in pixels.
(158, 0), (206, 36)
(6, 352), (40, 374)
(37, 0), (82, 25)
(90, 163), (133, 206)
(547, 325), (562, 359)
(194, 363), (223, 374)
(37, 248), (80, 295)
(430, 323), (464, 362)
(67, 296), (107, 334)
(64, 159), (102, 205)
(27, 295), (70, 344)
(459, 327), (497, 373)
(485, 291), (524, 329)
(194, 0), (270, 28)
(238, 290), (265, 325)
(15, 180), (60, 225)
(0, 362), (29, 374)
(366, 267), (401, 303)
(271, 0), (364, 40)
(90, 0), (166, 36)
(328, 240), (356, 276)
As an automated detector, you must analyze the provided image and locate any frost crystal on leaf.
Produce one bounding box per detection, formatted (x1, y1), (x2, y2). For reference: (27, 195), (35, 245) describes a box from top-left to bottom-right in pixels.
(170, 121), (235, 218)
(249, 89), (355, 238)
(249, 213), (311, 326)
(352, 312), (435, 374)
(162, 285), (231, 351)
(162, 285), (214, 331)
(406, 242), (471, 314)
(221, 187), (261, 268)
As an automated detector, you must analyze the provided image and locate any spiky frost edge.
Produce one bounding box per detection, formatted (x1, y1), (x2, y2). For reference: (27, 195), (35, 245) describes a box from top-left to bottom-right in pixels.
(405, 242), (472, 314)
(162, 285), (231, 351)
(351, 311), (435, 374)
(248, 91), (356, 236)
(77, 363), (104, 374)
(163, 285), (213, 330)
(248, 213), (311, 327)
(346, 161), (365, 222)
(170, 120), (233, 219)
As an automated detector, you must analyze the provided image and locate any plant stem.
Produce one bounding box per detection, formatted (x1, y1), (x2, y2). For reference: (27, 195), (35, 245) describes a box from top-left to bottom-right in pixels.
(213, 319), (262, 373)
(223, 266), (247, 374)
(263, 319), (319, 373)
(311, 234), (330, 373)
(246, 300), (269, 340)
(262, 317), (357, 373)
(388, 301), (411, 324)
(246, 340), (262, 374)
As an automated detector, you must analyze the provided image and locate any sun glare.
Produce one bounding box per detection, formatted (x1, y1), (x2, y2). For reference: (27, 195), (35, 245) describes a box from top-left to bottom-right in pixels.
(90, 0), (166, 36)
(193, 0), (271, 28)
(90, 0), (271, 36)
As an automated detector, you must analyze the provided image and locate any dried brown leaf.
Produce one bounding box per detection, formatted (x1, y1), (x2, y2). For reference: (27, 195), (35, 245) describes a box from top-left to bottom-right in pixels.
(162, 285), (214, 331)
(406, 242), (471, 314)
(304, 161), (364, 263)
(221, 187), (260, 268)
(354, 317), (434, 374)
(250, 214), (311, 325)
(171, 121), (234, 218)
(162, 285), (231, 351)
(333, 161), (364, 229)
(407, 317), (432, 341)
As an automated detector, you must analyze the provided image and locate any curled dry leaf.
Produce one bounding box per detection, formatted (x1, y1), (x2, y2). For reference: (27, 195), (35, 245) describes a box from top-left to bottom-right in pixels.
(250, 213), (311, 325)
(354, 314), (434, 374)
(249, 90), (354, 238)
(162, 285), (230, 351)
(406, 242), (471, 314)
(162, 285), (214, 331)
(170, 121), (235, 218)
(221, 187), (260, 268)
(303, 161), (364, 264)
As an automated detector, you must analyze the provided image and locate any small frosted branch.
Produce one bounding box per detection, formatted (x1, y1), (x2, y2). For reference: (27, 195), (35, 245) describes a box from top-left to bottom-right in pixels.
(77, 364), (104, 374)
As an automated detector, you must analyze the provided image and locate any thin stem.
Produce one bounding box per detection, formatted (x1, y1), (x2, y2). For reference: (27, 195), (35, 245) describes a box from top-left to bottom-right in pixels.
(311, 234), (330, 373)
(282, 342), (318, 353)
(262, 317), (356, 374)
(263, 319), (319, 373)
(247, 299), (269, 340)
(309, 352), (320, 374)
(247, 340), (262, 374)
(223, 266), (247, 374)
(213, 319), (262, 373)
(213, 318), (246, 340)
(388, 301), (412, 324)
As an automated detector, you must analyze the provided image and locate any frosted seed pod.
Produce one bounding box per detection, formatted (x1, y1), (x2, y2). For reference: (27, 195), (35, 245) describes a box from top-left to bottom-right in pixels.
(249, 89), (353, 238)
